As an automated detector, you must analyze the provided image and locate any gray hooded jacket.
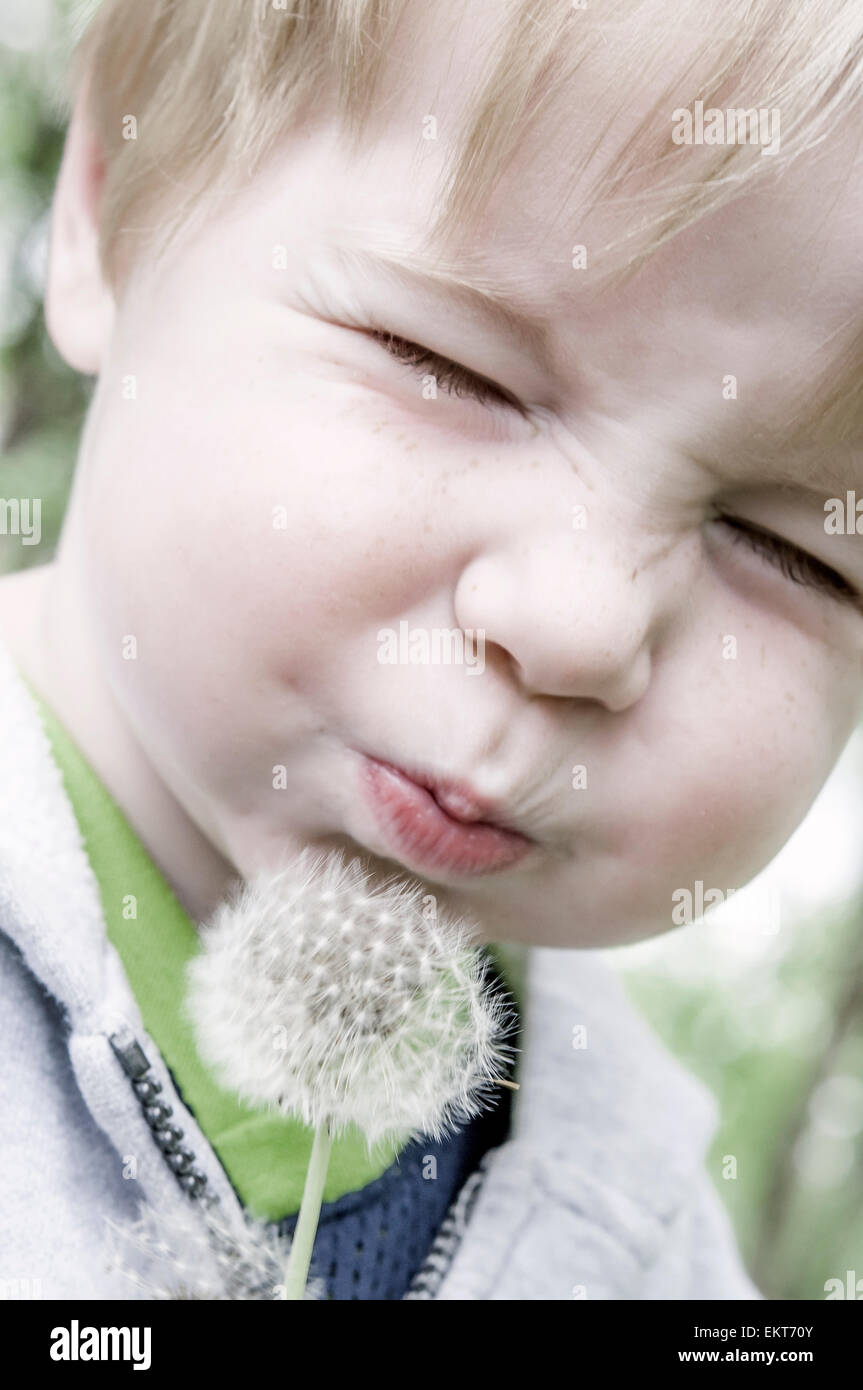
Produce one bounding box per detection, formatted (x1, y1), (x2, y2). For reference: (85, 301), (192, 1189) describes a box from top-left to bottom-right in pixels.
(0, 639), (762, 1300)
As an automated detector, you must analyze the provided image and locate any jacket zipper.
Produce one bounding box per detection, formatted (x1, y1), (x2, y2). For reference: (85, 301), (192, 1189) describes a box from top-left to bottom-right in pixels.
(111, 1028), (488, 1300)
(109, 1031), (218, 1209)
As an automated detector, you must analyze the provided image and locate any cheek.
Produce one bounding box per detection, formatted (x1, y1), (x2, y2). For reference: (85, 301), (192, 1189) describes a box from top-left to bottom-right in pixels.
(75, 357), (455, 772)
(81, 380), (415, 620)
(81, 254), (498, 707)
(628, 630), (856, 893)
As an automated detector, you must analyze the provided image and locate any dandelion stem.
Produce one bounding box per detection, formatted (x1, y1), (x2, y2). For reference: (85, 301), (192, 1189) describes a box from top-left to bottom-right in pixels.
(282, 1117), (334, 1300)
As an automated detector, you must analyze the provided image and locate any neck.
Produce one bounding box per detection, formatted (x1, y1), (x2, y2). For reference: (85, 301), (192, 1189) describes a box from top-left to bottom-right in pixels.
(0, 558), (237, 924)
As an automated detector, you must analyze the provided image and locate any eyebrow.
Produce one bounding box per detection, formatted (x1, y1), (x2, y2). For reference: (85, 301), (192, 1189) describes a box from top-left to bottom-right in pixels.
(782, 322), (863, 461)
(328, 240), (863, 490)
(715, 446), (861, 499)
(696, 420), (862, 498)
(720, 328), (863, 495)
(329, 241), (552, 363)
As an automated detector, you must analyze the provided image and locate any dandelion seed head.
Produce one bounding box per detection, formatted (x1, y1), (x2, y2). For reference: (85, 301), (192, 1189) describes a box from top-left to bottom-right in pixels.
(184, 847), (517, 1144)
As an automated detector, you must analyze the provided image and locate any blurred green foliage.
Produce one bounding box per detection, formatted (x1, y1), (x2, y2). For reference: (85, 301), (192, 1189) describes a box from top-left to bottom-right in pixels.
(621, 897), (863, 1298)
(0, 6), (88, 573)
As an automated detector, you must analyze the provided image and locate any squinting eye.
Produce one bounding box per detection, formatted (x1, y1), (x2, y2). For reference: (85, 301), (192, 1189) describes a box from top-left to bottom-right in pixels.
(368, 329), (524, 412)
(718, 514), (860, 604)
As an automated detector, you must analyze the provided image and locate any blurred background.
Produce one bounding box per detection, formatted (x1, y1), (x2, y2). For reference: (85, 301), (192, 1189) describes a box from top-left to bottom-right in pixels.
(2, 0), (862, 1301)
(0, 0), (94, 576)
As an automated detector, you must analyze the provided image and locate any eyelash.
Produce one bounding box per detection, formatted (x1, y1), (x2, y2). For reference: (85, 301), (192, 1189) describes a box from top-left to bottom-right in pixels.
(369, 329), (522, 410)
(718, 514), (859, 604)
(366, 332), (857, 607)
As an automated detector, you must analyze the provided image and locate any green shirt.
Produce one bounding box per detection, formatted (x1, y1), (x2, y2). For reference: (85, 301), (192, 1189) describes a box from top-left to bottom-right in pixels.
(25, 678), (523, 1220)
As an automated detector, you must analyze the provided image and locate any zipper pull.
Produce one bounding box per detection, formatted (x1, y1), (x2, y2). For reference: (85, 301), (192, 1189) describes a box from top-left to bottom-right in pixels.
(109, 1032), (151, 1080)
(108, 1029), (215, 1204)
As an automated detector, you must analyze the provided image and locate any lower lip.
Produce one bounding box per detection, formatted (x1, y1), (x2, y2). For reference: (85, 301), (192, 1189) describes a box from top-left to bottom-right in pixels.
(359, 757), (532, 876)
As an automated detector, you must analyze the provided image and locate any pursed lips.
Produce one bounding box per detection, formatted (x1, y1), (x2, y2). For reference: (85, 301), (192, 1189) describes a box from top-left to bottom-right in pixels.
(357, 754), (534, 877)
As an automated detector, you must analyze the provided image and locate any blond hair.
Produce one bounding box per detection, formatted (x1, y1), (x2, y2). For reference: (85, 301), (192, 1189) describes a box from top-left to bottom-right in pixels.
(67, 0), (863, 443)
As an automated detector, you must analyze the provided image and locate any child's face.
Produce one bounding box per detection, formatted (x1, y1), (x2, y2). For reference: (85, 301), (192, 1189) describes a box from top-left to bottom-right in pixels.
(48, 18), (863, 947)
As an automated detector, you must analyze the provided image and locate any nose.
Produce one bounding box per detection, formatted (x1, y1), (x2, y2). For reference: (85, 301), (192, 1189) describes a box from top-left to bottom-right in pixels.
(453, 529), (668, 710)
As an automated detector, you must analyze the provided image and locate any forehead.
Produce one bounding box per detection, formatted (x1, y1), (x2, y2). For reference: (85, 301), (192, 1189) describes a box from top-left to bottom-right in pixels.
(318, 0), (863, 468)
(357, 0), (862, 295)
(188, 0), (863, 490)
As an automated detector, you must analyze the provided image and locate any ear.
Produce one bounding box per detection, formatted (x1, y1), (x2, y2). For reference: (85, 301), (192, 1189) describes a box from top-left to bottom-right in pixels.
(44, 87), (116, 374)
